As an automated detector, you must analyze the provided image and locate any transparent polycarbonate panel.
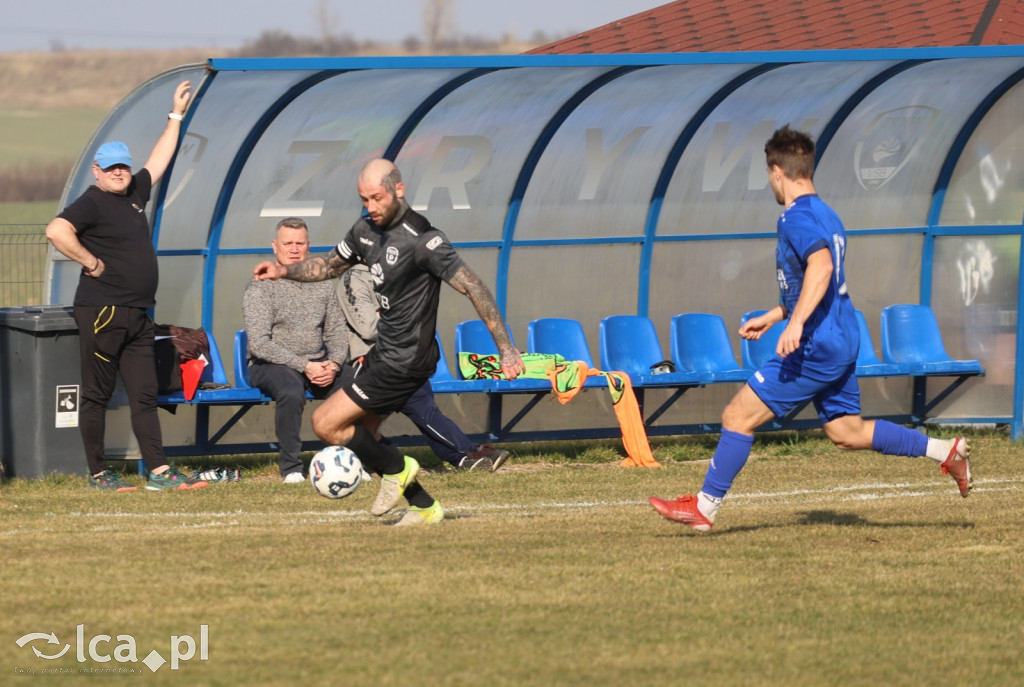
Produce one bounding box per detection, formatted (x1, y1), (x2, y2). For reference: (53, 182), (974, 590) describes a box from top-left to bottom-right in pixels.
(930, 235), (1019, 418)
(648, 238), (776, 346)
(818, 57), (1024, 230)
(515, 64), (753, 241)
(843, 233), (923, 329)
(220, 69), (472, 250)
(47, 65), (210, 304)
(504, 244), (644, 356)
(939, 79), (1024, 226)
(153, 256), (205, 327)
(156, 70), (325, 252)
(433, 246), (501, 371)
(47, 260), (80, 308)
(394, 66), (616, 243)
(658, 61), (899, 238)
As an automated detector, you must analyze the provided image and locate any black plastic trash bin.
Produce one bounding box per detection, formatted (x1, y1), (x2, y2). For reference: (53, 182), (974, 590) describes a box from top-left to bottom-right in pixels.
(0, 305), (86, 478)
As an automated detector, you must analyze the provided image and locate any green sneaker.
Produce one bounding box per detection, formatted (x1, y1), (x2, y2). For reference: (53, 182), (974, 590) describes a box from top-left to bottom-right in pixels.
(395, 500), (445, 526)
(146, 466), (208, 491)
(370, 456), (420, 516)
(88, 470), (138, 492)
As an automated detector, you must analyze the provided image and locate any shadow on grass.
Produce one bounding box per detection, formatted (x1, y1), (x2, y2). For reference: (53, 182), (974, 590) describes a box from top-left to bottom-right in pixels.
(652, 509), (976, 538)
(796, 509), (975, 529)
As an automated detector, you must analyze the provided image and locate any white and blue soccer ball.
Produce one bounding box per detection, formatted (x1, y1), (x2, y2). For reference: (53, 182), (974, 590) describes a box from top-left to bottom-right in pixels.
(309, 446), (363, 499)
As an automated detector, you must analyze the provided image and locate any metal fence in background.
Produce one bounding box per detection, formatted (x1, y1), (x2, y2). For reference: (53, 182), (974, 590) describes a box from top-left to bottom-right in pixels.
(0, 225), (48, 307)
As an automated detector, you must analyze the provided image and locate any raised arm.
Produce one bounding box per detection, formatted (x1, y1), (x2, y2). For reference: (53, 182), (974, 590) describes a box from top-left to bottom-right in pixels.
(143, 80), (192, 184)
(446, 265), (525, 379)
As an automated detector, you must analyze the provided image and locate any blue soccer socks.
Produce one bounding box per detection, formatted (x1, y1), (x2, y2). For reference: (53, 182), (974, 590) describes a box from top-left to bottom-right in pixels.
(702, 429), (755, 498)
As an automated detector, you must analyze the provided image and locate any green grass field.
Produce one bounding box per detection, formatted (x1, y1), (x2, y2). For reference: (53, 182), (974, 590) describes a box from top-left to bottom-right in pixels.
(0, 200), (58, 225)
(0, 108), (106, 167)
(2, 431), (1021, 686)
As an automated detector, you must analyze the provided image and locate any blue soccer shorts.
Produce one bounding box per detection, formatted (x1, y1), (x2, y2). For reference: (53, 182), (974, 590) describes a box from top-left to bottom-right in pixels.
(747, 352), (861, 423)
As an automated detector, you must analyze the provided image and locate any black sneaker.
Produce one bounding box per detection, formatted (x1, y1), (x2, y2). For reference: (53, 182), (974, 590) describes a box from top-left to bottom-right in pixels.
(471, 445), (511, 472)
(457, 454), (493, 471)
(88, 470), (138, 492)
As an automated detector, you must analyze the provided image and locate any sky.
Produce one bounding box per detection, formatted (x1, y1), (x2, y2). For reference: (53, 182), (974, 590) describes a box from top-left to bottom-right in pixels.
(0, 0), (666, 52)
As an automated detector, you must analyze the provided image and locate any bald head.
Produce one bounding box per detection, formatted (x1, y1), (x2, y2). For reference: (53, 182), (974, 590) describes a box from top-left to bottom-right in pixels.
(357, 158), (406, 227)
(359, 159), (402, 196)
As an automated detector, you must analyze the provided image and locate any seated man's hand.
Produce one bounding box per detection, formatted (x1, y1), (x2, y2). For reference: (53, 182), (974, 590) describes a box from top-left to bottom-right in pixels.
(305, 360), (338, 387)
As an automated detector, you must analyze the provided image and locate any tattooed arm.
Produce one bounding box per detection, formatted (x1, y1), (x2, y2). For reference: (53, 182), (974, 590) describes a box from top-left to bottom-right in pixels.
(447, 265), (525, 379)
(253, 249), (351, 282)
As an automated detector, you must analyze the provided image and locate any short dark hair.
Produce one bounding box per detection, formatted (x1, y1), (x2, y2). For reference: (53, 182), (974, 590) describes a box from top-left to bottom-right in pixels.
(380, 167), (402, 197)
(765, 125), (815, 180)
(275, 217), (307, 232)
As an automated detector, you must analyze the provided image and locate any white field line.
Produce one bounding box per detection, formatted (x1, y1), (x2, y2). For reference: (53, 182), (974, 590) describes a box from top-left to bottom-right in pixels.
(2, 476), (1017, 534)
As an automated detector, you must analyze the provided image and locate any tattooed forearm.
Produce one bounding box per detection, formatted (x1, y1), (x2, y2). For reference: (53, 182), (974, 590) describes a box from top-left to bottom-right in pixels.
(283, 252), (350, 282)
(450, 266), (514, 350)
(324, 251), (351, 280)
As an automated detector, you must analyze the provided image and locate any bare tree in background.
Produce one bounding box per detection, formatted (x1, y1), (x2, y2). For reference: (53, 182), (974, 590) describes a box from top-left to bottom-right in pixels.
(423, 0), (455, 53)
(314, 0), (341, 44)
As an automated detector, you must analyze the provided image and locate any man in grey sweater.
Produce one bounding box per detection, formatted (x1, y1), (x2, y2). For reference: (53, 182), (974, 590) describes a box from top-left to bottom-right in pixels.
(243, 218), (349, 482)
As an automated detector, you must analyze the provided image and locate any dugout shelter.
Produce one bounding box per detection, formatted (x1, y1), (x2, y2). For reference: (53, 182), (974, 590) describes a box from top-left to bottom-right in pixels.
(45, 47), (1024, 455)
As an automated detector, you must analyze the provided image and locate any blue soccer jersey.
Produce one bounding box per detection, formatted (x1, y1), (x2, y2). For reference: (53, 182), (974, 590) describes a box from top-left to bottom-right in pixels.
(775, 194), (859, 366)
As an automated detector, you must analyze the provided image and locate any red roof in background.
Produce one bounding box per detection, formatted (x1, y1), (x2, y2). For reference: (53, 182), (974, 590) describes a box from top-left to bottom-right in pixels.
(528, 0), (1024, 54)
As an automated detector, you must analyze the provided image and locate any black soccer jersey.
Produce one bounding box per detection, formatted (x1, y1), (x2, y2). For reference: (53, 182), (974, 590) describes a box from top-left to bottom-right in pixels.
(335, 205), (465, 378)
(58, 170), (159, 308)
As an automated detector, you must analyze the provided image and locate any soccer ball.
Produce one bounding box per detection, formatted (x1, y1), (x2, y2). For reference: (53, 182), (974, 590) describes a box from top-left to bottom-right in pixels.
(309, 446), (363, 499)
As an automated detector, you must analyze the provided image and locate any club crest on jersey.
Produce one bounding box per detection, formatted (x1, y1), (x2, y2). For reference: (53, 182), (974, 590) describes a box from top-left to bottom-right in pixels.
(426, 236), (443, 251)
(386, 246), (399, 265)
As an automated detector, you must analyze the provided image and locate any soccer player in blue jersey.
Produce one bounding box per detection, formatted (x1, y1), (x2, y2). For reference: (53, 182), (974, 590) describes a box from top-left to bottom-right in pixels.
(649, 125), (972, 532)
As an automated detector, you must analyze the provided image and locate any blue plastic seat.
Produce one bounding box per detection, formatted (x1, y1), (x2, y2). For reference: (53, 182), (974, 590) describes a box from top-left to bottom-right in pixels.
(430, 331), (494, 393)
(598, 315), (702, 387)
(527, 317), (595, 366)
(880, 304), (984, 375)
(454, 319), (512, 359)
(527, 317), (605, 388)
(158, 330), (263, 405)
(740, 310), (787, 370)
(670, 313), (749, 384)
(454, 320), (547, 391)
(234, 329), (254, 388)
(854, 310), (913, 377)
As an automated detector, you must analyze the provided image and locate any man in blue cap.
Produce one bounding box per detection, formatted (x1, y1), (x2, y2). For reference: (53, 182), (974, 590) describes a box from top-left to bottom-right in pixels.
(45, 80), (206, 491)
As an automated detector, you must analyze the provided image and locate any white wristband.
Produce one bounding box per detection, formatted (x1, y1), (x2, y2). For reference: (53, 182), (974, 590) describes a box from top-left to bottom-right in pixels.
(168, 112), (184, 121)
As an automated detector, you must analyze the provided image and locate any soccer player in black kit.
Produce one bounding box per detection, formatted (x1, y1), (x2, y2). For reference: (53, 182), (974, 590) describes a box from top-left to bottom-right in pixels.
(253, 159), (524, 525)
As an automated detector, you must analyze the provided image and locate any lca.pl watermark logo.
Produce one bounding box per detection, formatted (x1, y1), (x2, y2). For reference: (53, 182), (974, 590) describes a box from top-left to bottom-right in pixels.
(14, 624), (208, 675)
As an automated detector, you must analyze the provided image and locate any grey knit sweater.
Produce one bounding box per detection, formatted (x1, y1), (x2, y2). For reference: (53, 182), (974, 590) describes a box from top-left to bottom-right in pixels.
(242, 277), (348, 373)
